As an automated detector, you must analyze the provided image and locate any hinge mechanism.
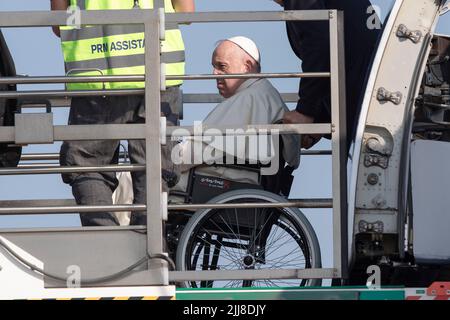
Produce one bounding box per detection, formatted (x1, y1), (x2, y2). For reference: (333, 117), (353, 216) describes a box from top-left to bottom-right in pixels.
(377, 87), (403, 105)
(396, 24), (422, 44)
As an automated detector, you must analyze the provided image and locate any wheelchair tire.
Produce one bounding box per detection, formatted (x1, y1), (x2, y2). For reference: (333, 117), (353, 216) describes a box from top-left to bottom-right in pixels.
(176, 189), (322, 288)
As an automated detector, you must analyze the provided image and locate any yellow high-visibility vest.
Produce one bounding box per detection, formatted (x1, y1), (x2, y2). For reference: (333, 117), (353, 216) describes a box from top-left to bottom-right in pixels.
(60, 0), (184, 90)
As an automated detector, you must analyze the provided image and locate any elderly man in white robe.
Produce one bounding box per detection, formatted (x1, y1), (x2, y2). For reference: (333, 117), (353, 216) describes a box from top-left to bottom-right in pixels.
(171, 36), (300, 196)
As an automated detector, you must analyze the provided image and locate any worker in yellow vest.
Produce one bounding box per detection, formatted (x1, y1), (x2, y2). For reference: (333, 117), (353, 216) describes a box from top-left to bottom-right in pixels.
(51, 0), (194, 226)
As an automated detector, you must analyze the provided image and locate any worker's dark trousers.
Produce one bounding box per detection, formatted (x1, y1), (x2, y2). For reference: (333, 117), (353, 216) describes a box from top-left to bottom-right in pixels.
(60, 86), (181, 226)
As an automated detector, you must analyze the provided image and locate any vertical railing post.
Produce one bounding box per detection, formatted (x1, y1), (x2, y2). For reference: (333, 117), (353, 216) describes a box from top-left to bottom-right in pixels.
(144, 10), (167, 284)
(329, 10), (348, 281)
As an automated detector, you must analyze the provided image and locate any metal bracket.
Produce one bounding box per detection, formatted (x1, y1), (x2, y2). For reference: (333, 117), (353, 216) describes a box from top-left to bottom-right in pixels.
(158, 8), (166, 41)
(396, 24), (422, 44)
(364, 131), (394, 155)
(177, 89), (184, 120)
(440, 2), (450, 16)
(377, 87), (403, 105)
(364, 136), (390, 169)
(160, 63), (166, 91)
(367, 173), (379, 186)
(364, 154), (389, 169)
(160, 116), (167, 145)
(359, 220), (384, 233)
(18, 99), (52, 114)
(15, 113), (54, 144)
(161, 192), (168, 221)
(371, 194), (387, 208)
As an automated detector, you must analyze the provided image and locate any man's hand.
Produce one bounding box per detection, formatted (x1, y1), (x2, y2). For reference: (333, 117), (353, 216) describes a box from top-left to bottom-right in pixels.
(172, 0), (195, 25)
(172, 0), (195, 13)
(283, 110), (314, 125)
(273, 0), (284, 7)
(283, 110), (322, 149)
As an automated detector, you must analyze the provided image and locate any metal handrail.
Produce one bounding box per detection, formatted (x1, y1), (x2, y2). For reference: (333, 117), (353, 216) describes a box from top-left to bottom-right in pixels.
(0, 9), (347, 284)
(18, 94), (300, 109)
(0, 164), (145, 176)
(0, 199), (332, 215)
(0, 72), (327, 99)
(0, 10), (331, 28)
(19, 150), (332, 162)
(0, 89), (145, 98)
(166, 10), (331, 23)
(0, 72), (329, 85)
(0, 204), (146, 215)
(0, 123), (332, 144)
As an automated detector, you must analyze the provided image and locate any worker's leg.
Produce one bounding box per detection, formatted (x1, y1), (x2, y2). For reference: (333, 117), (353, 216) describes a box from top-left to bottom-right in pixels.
(127, 132), (178, 225)
(127, 136), (147, 226)
(71, 169), (119, 226)
(60, 96), (130, 226)
(129, 87), (181, 225)
(160, 86), (182, 187)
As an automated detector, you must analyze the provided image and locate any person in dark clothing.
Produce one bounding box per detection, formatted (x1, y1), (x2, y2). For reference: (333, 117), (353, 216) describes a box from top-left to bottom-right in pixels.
(0, 29), (21, 167)
(275, 0), (380, 150)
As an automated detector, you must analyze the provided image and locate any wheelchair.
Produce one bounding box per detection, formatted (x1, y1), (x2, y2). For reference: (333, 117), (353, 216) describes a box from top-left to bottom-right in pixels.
(166, 153), (322, 288)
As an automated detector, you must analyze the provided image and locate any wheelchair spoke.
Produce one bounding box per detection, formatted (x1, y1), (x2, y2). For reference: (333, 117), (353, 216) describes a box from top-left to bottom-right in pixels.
(264, 251), (302, 267)
(262, 216), (282, 248)
(258, 250), (306, 270)
(218, 259), (244, 270)
(205, 217), (244, 254)
(251, 213), (291, 259)
(193, 233), (237, 264)
(264, 221), (292, 248)
(177, 190), (321, 288)
(252, 207), (257, 250)
(227, 280), (242, 289)
(264, 216), (298, 249)
(266, 256), (306, 269)
(257, 230), (291, 256)
(191, 241), (204, 270)
(193, 231), (241, 267)
(218, 212), (243, 247)
(266, 249), (307, 263)
(263, 239), (307, 266)
(259, 279), (298, 287)
(248, 208), (276, 253)
(263, 233), (298, 258)
(234, 208), (241, 245)
(208, 216), (247, 261)
(266, 219), (308, 256)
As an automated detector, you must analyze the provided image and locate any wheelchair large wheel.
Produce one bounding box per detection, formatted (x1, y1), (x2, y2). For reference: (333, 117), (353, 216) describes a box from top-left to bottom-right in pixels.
(176, 189), (322, 288)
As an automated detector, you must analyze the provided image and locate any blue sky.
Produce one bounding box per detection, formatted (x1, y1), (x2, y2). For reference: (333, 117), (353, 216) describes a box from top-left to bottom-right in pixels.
(0, 0), (449, 273)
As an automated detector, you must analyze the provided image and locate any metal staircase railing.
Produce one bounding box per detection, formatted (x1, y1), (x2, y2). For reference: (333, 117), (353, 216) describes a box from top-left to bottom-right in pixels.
(0, 9), (347, 286)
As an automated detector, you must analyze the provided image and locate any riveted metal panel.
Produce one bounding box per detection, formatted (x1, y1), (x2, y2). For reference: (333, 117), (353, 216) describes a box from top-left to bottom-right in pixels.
(350, 0), (444, 262)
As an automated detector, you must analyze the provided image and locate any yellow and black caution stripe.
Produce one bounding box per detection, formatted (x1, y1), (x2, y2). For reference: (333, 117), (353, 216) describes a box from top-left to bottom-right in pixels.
(29, 296), (175, 300)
